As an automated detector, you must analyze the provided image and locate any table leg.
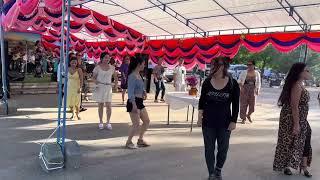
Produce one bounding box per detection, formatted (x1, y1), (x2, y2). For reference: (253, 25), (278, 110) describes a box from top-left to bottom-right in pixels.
(190, 107), (195, 132)
(167, 105), (170, 125)
(186, 105), (189, 122)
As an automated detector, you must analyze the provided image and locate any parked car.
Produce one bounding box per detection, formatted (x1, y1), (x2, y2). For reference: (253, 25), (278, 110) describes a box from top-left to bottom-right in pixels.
(164, 67), (174, 82)
(229, 64), (247, 79)
(269, 73), (285, 87)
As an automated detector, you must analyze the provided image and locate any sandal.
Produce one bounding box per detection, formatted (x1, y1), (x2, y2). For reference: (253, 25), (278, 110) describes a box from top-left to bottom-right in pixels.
(284, 167), (293, 176)
(247, 115), (252, 123)
(137, 139), (150, 148)
(125, 141), (137, 149)
(300, 166), (312, 178)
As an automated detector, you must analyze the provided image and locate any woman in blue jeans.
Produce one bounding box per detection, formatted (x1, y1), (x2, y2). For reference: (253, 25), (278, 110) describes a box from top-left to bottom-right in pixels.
(198, 57), (240, 180)
(153, 57), (169, 102)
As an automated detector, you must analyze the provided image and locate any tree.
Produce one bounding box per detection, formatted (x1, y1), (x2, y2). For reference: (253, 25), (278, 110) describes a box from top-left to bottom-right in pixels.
(232, 44), (320, 78)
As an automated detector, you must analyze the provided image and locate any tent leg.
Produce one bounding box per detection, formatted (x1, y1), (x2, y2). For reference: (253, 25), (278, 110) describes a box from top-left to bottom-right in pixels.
(303, 45), (308, 63)
(0, 3), (9, 115)
(61, 0), (72, 155)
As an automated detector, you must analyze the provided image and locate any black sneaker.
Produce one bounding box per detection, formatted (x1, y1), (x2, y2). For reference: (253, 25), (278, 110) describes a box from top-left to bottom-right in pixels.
(208, 174), (215, 180)
(214, 168), (222, 180)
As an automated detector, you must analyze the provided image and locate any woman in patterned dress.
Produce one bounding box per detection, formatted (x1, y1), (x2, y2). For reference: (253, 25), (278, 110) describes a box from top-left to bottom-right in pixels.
(273, 62), (312, 177)
(238, 60), (261, 123)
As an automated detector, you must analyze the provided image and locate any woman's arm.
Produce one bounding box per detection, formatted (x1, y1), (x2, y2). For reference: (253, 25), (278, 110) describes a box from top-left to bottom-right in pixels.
(92, 66), (99, 84)
(290, 83), (302, 135)
(238, 71), (246, 91)
(256, 71), (261, 94)
(231, 79), (240, 123)
(127, 75), (136, 103)
(197, 79), (208, 125)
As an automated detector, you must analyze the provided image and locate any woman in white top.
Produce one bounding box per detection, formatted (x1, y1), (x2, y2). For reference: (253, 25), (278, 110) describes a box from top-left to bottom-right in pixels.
(238, 60), (261, 123)
(92, 52), (115, 130)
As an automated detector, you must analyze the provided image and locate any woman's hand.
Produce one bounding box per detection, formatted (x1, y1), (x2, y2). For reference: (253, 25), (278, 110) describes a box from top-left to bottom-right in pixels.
(292, 123), (300, 135)
(228, 122), (236, 131)
(143, 91), (147, 100)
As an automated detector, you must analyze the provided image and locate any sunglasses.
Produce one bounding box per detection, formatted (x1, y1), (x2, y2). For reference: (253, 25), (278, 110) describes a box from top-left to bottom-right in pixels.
(247, 64), (254, 66)
(213, 61), (225, 66)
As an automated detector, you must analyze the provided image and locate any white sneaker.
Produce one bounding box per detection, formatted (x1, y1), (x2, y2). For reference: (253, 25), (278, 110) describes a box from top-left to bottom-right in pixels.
(98, 123), (104, 130)
(106, 123), (112, 130)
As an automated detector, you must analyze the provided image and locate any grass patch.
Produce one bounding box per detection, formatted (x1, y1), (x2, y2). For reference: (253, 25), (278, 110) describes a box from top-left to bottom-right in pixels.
(23, 74), (53, 83)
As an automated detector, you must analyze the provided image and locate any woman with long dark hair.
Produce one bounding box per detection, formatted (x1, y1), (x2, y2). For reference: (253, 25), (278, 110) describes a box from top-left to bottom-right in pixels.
(273, 62), (312, 177)
(197, 57), (240, 180)
(125, 56), (150, 149)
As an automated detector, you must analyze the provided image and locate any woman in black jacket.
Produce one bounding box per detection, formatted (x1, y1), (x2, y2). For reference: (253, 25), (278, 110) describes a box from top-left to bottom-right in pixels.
(198, 57), (240, 180)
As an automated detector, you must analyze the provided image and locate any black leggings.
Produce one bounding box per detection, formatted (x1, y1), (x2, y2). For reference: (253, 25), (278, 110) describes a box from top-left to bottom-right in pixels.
(154, 80), (165, 100)
(303, 128), (312, 157)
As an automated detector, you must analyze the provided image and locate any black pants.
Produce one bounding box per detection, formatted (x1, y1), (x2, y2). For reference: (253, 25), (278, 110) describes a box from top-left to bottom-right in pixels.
(202, 127), (231, 175)
(146, 68), (152, 93)
(154, 80), (165, 100)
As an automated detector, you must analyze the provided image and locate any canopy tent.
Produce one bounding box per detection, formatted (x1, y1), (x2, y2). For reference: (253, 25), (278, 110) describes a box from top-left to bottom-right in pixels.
(1, 0), (320, 160)
(82, 0), (320, 38)
(2, 0), (320, 68)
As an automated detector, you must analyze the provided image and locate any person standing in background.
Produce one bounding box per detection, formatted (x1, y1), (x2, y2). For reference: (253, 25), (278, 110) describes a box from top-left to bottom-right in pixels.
(110, 57), (119, 92)
(173, 57), (187, 92)
(146, 59), (154, 93)
(153, 57), (168, 102)
(66, 56), (83, 120)
(238, 60), (261, 124)
(92, 53), (115, 130)
(119, 55), (130, 104)
(76, 53), (88, 112)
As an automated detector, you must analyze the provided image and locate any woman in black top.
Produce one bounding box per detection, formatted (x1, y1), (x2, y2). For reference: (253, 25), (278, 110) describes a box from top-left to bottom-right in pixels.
(198, 57), (240, 180)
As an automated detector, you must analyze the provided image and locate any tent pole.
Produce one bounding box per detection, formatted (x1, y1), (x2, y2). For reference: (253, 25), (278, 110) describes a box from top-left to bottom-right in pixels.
(25, 41), (28, 73)
(57, 0), (66, 145)
(0, 1), (8, 115)
(303, 44), (308, 63)
(61, 0), (71, 154)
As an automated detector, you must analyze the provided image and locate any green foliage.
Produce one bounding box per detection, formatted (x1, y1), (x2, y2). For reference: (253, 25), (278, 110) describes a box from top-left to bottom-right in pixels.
(232, 44), (320, 78)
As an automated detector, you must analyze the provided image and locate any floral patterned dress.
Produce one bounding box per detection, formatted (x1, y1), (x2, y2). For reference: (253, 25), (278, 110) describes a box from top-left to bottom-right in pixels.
(273, 88), (312, 171)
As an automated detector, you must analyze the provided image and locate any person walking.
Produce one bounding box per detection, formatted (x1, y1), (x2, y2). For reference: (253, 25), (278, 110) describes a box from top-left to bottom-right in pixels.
(92, 52), (115, 130)
(66, 56), (83, 120)
(153, 57), (168, 102)
(238, 60), (261, 123)
(273, 62), (312, 177)
(173, 57), (187, 92)
(125, 56), (150, 149)
(76, 53), (88, 112)
(119, 55), (130, 104)
(197, 57), (240, 180)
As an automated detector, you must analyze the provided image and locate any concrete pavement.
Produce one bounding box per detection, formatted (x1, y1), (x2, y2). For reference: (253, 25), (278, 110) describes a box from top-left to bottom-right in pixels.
(0, 87), (319, 180)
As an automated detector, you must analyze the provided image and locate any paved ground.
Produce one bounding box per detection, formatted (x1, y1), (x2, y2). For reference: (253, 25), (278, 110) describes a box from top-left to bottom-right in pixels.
(0, 86), (319, 180)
